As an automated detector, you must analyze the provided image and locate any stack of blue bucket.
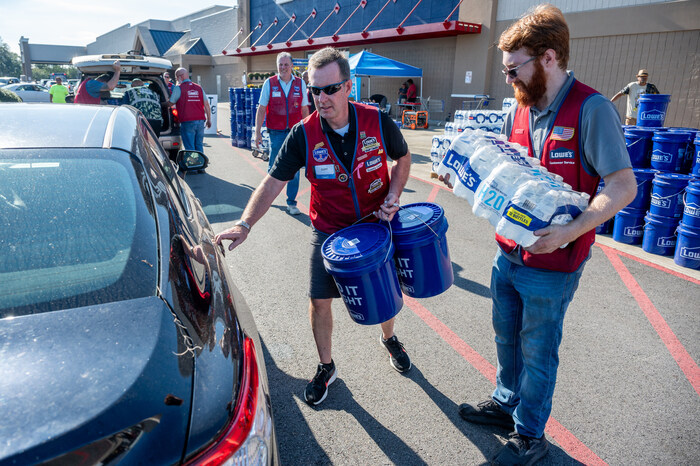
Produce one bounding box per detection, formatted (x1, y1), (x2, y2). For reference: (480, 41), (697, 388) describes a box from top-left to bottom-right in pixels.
(228, 87), (247, 148)
(612, 93), (700, 269)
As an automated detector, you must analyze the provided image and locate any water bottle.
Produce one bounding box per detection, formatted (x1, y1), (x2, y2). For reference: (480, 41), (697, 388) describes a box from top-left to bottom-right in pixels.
(473, 162), (536, 226)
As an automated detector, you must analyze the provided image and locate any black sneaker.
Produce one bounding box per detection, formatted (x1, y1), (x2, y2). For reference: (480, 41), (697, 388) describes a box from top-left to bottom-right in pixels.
(304, 361), (337, 406)
(491, 432), (549, 465)
(459, 399), (515, 430)
(381, 335), (412, 372)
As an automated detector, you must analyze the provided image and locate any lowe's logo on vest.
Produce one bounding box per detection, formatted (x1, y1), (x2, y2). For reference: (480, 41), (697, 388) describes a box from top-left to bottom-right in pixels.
(624, 226), (643, 237)
(366, 156), (382, 172)
(651, 150), (673, 163)
(549, 148), (575, 164)
(362, 137), (380, 153)
(679, 246), (700, 260)
(640, 109), (665, 121)
(313, 148), (329, 162)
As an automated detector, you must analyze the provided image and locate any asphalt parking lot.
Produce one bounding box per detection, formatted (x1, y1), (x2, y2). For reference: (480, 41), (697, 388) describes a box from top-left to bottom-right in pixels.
(188, 106), (699, 465)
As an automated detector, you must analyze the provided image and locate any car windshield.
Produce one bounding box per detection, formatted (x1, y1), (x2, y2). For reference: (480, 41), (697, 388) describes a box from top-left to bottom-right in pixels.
(0, 150), (159, 317)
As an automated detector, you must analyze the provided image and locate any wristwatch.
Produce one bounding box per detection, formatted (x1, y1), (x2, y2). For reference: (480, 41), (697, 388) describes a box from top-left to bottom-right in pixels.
(233, 219), (251, 231)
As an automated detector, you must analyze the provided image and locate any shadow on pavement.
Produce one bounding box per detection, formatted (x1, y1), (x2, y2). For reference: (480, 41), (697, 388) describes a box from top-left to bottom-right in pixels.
(451, 262), (491, 298)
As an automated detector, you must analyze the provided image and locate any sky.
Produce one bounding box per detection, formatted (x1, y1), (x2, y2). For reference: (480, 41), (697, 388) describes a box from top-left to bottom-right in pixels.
(0, 0), (231, 55)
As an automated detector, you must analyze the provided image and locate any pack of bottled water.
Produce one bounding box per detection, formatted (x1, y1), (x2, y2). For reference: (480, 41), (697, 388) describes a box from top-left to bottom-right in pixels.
(430, 135), (453, 175)
(437, 129), (590, 247)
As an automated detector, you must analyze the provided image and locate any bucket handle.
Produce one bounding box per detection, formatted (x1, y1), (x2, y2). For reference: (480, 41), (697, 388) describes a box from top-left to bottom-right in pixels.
(652, 189), (686, 201)
(352, 204), (441, 263)
(626, 137), (645, 148)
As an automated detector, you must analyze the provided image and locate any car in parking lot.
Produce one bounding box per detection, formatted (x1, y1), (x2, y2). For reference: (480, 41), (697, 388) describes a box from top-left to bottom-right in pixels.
(0, 103), (278, 465)
(1, 83), (50, 102)
(72, 53), (182, 157)
(0, 77), (20, 86)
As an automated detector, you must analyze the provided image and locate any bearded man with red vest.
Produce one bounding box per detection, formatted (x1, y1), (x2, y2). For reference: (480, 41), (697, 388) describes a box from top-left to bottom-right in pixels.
(216, 47), (413, 406)
(73, 60), (121, 105)
(255, 52), (310, 216)
(451, 5), (637, 464)
(168, 68), (211, 154)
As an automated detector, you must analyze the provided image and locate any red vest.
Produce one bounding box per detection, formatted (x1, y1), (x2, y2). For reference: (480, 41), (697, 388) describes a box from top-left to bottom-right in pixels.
(73, 80), (101, 105)
(266, 75), (304, 130)
(302, 103), (391, 234)
(175, 81), (206, 122)
(496, 80), (601, 273)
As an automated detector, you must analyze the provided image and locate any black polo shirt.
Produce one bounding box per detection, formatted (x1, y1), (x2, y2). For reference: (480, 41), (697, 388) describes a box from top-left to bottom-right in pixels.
(269, 103), (409, 182)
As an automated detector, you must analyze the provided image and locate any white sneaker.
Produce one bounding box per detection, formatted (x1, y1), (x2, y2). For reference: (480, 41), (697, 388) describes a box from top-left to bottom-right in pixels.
(287, 205), (301, 215)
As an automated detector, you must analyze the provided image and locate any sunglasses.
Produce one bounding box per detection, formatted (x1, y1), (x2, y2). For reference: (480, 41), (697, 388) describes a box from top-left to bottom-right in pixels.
(502, 56), (536, 79)
(309, 79), (348, 96)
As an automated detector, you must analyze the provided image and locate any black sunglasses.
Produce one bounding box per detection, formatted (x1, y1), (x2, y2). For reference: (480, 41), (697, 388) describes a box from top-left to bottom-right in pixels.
(502, 56), (536, 79)
(309, 79), (348, 96)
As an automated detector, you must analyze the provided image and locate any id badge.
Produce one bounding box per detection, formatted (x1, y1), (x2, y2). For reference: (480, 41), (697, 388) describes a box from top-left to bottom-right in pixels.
(272, 91), (282, 98)
(314, 164), (336, 179)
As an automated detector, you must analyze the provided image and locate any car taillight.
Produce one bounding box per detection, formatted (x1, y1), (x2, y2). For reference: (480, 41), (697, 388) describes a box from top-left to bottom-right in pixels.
(185, 336), (272, 466)
(171, 107), (179, 123)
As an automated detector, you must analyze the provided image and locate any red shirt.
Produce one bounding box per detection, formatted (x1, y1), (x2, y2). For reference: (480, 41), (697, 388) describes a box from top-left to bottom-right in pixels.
(73, 80), (101, 105)
(406, 83), (417, 100)
(496, 80), (601, 273)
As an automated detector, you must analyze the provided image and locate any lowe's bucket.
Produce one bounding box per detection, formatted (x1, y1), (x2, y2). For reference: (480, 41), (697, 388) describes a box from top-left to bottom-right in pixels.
(650, 131), (690, 172)
(650, 173), (692, 218)
(629, 168), (657, 210)
(674, 223), (700, 269)
(682, 180), (700, 228)
(322, 223), (402, 325)
(636, 94), (671, 127)
(613, 207), (645, 244)
(625, 127), (655, 168)
(594, 180), (613, 234)
(692, 136), (700, 177)
(642, 213), (678, 256)
(390, 203), (453, 298)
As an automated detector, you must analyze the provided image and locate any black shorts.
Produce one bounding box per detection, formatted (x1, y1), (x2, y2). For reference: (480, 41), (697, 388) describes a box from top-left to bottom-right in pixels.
(309, 229), (341, 299)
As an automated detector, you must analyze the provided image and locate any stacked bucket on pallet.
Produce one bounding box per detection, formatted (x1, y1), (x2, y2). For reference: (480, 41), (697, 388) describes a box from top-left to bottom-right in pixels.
(604, 94), (700, 269)
(229, 87), (263, 149)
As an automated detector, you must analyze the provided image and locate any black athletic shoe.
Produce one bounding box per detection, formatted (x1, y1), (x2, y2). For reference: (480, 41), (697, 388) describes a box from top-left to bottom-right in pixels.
(304, 361), (337, 406)
(381, 335), (412, 372)
(491, 432), (550, 465)
(459, 399), (515, 430)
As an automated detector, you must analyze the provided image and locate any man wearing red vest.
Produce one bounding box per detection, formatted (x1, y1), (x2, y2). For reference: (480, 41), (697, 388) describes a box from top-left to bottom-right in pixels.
(74, 60), (121, 105)
(168, 68), (211, 154)
(450, 5), (636, 464)
(254, 52), (310, 215)
(216, 47), (413, 406)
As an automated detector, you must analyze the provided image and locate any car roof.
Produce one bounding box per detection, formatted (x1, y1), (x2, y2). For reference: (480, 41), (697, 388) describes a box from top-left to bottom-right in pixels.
(73, 54), (172, 74)
(0, 103), (140, 152)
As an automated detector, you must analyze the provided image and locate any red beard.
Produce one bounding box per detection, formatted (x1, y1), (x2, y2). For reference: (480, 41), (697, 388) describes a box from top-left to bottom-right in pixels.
(513, 60), (547, 108)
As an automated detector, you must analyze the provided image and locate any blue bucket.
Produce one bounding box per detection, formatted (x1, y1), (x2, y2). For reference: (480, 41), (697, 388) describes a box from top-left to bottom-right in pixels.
(650, 173), (692, 218)
(390, 203), (453, 298)
(624, 127), (655, 168)
(674, 222), (700, 269)
(651, 131), (690, 172)
(637, 94), (671, 127)
(594, 180), (613, 234)
(690, 136), (700, 177)
(322, 223), (403, 325)
(682, 180), (700, 228)
(613, 207), (645, 244)
(629, 168), (657, 210)
(642, 213), (679, 256)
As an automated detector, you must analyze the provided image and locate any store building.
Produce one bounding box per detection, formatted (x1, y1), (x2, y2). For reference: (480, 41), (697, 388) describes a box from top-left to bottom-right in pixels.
(19, 0), (699, 127)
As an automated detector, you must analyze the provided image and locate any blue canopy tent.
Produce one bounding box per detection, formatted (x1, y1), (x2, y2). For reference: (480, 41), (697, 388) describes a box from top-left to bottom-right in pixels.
(348, 51), (423, 105)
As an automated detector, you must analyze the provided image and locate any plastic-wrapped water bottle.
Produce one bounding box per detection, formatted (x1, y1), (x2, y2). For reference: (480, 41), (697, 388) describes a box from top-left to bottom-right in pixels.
(473, 162), (537, 226)
(496, 181), (559, 246)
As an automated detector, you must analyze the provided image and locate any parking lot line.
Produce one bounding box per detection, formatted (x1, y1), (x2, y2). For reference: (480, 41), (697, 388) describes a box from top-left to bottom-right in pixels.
(600, 246), (700, 397)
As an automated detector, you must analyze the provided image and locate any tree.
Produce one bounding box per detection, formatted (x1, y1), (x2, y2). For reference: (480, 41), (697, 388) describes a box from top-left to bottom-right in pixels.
(0, 37), (22, 77)
(31, 64), (79, 81)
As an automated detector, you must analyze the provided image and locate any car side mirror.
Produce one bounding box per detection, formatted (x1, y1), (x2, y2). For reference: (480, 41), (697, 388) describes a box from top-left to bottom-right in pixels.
(177, 150), (209, 172)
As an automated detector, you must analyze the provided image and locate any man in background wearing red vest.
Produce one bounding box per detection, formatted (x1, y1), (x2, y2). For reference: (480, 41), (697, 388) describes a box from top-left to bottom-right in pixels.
(443, 5), (636, 464)
(169, 68), (211, 154)
(216, 47), (413, 406)
(74, 60), (121, 105)
(254, 52), (310, 216)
